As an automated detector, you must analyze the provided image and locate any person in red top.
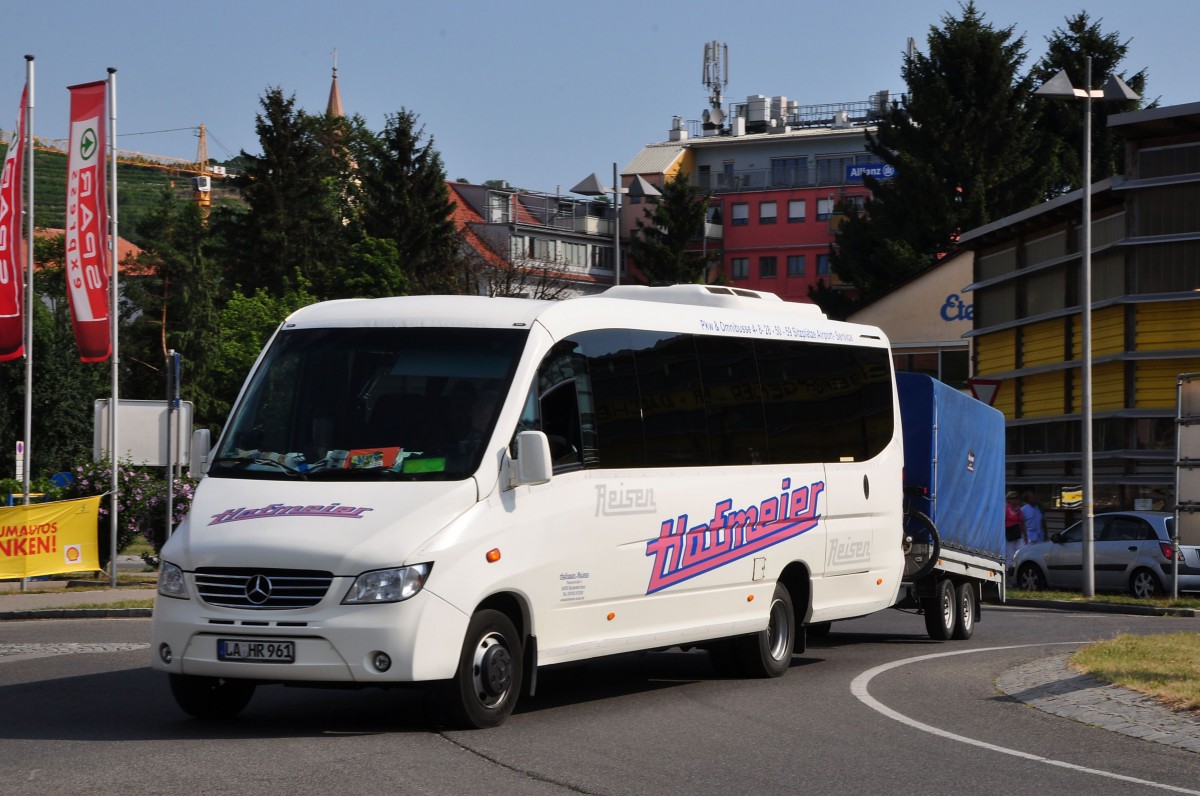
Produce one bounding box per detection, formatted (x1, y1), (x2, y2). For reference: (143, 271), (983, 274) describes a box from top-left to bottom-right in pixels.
(1005, 490), (1026, 570)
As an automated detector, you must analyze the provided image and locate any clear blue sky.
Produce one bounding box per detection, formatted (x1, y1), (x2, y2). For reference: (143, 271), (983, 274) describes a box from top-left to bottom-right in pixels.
(2, 0), (1195, 193)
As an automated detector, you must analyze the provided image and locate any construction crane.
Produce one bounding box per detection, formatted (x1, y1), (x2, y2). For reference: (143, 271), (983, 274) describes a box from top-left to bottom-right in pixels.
(191, 124), (212, 210)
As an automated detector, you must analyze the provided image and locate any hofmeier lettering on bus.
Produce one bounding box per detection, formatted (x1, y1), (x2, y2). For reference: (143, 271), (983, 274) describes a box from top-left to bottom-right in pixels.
(209, 503), (374, 525)
(645, 478), (824, 594)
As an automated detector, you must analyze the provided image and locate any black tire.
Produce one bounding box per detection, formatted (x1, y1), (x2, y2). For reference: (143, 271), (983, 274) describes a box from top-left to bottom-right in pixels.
(951, 581), (976, 640)
(734, 583), (794, 678)
(1129, 567), (1161, 599)
(902, 509), (941, 582)
(448, 609), (523, 729)
(168, 674), (255, 719)
(923, 578), (956, 640)
(1016, 562), (1046, 591)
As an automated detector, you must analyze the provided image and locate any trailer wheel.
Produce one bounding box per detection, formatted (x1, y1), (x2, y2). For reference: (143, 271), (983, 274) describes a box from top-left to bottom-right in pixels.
(902, 509), (940, 582)
(168, 674), (255, 719)
(951, 581), (975, 640)
(922, 579), (956, 640)
(735, 583), (794, 678)
(447, 609), (523, 729)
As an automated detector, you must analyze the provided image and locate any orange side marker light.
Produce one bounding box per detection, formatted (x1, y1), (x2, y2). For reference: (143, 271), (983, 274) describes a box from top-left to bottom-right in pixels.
(485, 548), (501, 563)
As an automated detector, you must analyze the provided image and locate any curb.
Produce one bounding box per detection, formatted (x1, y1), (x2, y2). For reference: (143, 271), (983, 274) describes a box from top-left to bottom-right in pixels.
(0, 607), (153, 621)
(998, 598), (1197, 617)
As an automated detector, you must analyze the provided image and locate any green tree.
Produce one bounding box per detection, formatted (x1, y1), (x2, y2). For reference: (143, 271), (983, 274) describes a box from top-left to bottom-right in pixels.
(358, 109), (459, 295)
(122, 189), (224, 425)
(216, 88), (350, 298)
(829, 2), (1054, 310)
(627, 173), (713, 286)
(205, 285), (317, 429)
(1031, 12), (1148, 196)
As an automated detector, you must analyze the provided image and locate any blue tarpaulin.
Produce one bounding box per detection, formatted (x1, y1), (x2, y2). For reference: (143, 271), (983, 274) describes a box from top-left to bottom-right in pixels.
(897, 373), (1005, 559)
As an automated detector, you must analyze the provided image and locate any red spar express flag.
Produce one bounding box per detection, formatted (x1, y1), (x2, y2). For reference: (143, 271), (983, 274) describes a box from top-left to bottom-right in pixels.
(0, 84), (27, 362)
(65, 80), (110, 363)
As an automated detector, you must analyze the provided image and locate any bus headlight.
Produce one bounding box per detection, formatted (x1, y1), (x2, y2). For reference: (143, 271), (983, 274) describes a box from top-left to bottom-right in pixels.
(157, 561), (189, 600)
(342, 563), (431, 604)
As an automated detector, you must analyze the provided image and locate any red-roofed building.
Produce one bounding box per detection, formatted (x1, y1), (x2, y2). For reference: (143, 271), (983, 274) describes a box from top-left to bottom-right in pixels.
(447, 181), (618, 298)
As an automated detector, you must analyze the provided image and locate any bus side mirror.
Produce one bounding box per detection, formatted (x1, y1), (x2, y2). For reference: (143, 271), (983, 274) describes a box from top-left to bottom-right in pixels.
(189, 429), (211, 479)
(510, 430), (552, 487)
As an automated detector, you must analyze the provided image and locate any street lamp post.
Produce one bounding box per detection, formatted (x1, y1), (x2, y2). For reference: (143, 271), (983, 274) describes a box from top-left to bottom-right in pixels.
(1035, 56), (1139, 598)
(572, 165), (660, 286)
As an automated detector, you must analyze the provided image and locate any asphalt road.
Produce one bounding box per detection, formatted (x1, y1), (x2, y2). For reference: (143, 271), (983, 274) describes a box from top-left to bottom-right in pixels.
(1, 605), (1197, 795)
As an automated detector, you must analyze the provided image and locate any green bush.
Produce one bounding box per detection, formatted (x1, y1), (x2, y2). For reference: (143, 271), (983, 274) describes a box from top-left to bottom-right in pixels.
(58, 459), (197, 566)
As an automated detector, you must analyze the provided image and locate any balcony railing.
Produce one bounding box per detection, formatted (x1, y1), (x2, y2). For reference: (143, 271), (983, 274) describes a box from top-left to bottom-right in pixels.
(698, 168), (865, 194)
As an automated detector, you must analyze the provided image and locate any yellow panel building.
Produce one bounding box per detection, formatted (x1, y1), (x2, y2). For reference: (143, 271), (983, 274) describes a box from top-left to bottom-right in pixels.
(960, 102), (1200, 525)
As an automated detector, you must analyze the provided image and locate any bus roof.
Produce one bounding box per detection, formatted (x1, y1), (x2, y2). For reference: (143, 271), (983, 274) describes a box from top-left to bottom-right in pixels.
(281, 286), (887, 347)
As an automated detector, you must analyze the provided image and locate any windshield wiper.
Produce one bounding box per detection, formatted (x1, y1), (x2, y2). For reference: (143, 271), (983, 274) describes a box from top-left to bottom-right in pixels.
(211, 455), (308, 478)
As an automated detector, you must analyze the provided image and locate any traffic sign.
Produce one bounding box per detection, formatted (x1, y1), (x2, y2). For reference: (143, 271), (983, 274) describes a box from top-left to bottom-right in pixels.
(967, 378), (1001, 406)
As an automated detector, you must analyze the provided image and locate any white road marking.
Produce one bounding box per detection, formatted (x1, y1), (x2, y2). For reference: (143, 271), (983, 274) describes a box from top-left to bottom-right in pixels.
(0, 642), (149, 664)
(850, 643), (1200, 795)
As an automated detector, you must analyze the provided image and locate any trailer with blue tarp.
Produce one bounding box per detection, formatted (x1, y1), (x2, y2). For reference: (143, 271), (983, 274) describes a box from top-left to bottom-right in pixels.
(893, 372), (1006, 640)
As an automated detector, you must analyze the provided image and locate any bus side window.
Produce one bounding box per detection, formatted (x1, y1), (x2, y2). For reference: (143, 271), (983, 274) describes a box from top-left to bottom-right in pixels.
(541, 381), (581, 470)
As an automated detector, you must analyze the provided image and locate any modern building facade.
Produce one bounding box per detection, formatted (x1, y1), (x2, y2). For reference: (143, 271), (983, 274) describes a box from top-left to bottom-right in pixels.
(623, 92), (892, 301)
(960, 101), (1200, 521)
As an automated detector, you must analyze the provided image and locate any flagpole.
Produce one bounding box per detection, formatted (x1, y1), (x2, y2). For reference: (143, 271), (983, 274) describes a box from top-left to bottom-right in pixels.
(22, 55), (34, 508)
(107, 67), (119, 588)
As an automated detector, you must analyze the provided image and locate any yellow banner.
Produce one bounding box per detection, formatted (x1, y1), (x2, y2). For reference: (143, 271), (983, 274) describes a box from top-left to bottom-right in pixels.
(0, 496), (101, 579)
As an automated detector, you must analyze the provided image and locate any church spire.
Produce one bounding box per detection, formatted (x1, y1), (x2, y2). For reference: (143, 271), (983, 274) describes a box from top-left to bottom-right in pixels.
(327, 48), (344, 118)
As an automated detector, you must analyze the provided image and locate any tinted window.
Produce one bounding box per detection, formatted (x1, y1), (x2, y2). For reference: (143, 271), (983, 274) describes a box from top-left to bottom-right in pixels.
(564, 329), (894, 469)
(634, 333), (709, 466)
(697, 336), (767, 465)
(575, 330), (644, 468)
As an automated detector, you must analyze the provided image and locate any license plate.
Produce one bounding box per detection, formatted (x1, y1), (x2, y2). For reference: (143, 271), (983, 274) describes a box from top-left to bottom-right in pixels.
(217, 638), (295, 663)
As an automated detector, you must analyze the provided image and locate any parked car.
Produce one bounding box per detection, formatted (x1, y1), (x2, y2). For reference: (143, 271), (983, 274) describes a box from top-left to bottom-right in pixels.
(1011, 511), (1200, 598)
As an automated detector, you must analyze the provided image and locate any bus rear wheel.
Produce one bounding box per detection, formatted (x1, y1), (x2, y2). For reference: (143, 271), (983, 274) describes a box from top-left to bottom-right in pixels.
(735, 583), (794, 678)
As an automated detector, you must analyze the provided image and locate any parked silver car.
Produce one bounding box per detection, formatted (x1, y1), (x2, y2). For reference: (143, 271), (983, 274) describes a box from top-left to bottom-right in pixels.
(1011, 511), (1200, 598)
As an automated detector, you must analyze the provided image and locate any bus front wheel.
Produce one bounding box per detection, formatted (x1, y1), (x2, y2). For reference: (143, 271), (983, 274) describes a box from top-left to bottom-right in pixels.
(448, 609), (523, 729)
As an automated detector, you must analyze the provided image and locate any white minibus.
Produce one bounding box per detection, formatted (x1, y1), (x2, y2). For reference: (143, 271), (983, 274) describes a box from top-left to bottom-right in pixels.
(151, 284), (904, 727)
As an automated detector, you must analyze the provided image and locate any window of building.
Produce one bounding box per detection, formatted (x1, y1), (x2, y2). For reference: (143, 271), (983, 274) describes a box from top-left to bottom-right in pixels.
(532, 238), (554, 260)
(592, 246), (613, 271)
(759, 201), (777, 224)
(788, 199), (806, 222)
(787, 255), (805, 277)
(816, 198), (835, 221)
(510, 236), (527, 261)
(771, 157), (807, 187)
(759, 256), (777, 278)
(563, 242), (587, 268)
(730, 257), (749, 280)
(978, 246), (1017, 279)
(698, 164), (711, 189)
(840, 195), (866, 213)
(817, 254), (831, 275)
(487, 192), (511, 224)
(731, 202), (749, 226)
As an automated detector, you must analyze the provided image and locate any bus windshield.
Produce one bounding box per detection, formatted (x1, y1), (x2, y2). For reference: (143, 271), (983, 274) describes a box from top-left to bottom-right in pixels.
(210, 326), (528, 482)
